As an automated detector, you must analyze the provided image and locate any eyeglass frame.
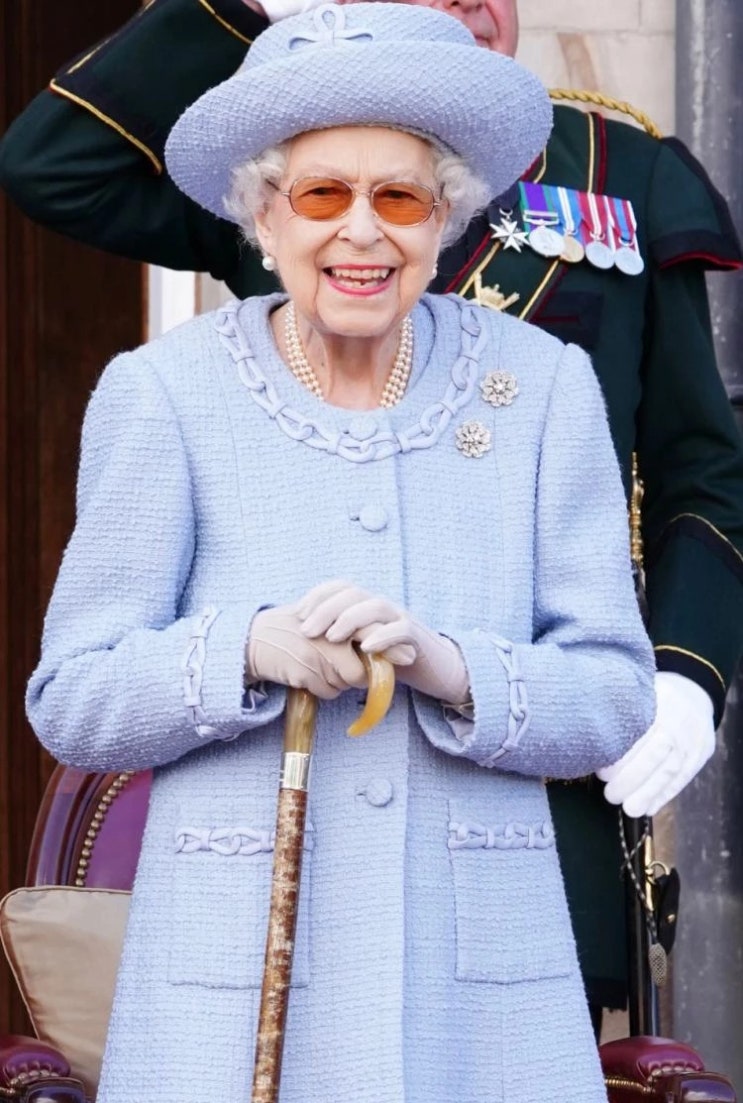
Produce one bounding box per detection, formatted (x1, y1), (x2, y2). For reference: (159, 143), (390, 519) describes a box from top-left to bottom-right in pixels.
(267, 176), (444, 227)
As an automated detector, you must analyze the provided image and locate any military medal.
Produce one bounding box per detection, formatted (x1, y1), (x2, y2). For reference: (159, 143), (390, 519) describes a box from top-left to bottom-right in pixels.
(610, 197), (645, 276)
(556, 186), (585, 264)
(519, 183), (564, 258)
(615, 245), (644, 276)
(584, 240), (614, 269)
(528, 224), (564, 258)
(582, 192), (615, 270)
(489, 211), (529, 252)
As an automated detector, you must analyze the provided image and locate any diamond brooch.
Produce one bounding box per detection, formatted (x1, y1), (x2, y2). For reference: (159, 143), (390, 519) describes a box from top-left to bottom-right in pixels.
(455, 421), (492, 458)
(480, 371), (519, 408)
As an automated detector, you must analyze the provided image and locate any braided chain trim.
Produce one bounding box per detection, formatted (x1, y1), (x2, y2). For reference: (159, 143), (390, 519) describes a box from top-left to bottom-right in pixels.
(214, 299), (486, 463)
(448, 820), (554, 851)
(182, 607), (221, 739)
(482, 633), (530, 765)
(175, 824), (314, 856)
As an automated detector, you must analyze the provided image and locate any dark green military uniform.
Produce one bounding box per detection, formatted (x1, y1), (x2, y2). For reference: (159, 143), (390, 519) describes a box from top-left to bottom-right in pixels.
(3, 0), (743, 1011)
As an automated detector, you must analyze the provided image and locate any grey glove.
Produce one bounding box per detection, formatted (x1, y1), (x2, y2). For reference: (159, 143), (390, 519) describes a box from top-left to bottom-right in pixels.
(247, 605), (367, 700)
(296, 580), (470, 706)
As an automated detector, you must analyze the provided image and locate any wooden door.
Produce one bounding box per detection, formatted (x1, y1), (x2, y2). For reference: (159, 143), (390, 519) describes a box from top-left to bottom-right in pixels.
(0, 0), (143, 1034)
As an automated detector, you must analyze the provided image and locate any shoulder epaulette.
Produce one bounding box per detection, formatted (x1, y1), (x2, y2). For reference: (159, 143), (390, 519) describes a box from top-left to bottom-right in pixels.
(549, 88), (663, 139)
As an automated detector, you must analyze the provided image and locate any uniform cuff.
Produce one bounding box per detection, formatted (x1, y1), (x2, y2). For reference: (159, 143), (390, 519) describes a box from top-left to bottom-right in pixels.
(654, 647), (726, 727)
(52, 0), (267, 161)
(645, 517), (743, 724)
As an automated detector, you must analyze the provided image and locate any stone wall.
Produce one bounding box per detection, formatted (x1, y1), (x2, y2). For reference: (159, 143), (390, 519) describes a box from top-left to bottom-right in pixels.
(518, 0), (676, 136)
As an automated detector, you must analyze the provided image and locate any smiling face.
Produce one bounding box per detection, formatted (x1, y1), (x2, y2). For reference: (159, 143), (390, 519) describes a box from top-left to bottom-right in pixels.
(254, 126), (449, 344)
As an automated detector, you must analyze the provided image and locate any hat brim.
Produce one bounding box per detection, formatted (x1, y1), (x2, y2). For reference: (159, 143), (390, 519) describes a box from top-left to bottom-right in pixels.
(166, 41), (552, 222)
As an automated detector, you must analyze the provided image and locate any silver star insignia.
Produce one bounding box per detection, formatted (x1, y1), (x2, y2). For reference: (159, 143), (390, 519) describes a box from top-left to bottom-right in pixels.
(489, 218), (529, 252)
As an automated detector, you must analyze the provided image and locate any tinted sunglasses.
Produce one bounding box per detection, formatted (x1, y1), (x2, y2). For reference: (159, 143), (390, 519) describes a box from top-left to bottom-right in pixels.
(271, 176), (442, 226)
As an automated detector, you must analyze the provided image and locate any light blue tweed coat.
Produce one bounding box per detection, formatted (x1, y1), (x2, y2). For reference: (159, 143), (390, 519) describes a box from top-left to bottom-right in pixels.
(27, 293), (654, 1103)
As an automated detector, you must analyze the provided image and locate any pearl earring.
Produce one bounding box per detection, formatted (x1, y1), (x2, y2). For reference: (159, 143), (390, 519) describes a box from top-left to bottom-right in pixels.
(262, 255), (276, 272)
(431, 263), (438, 280)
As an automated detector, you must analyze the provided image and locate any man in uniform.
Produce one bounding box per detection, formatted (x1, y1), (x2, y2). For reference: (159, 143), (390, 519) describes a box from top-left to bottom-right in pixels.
(2, 0), (743, 1030)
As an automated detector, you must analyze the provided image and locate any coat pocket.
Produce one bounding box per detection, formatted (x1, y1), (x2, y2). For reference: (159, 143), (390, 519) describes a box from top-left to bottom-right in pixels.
(448, 800), (574, 983)
(167, 818), (312, 989)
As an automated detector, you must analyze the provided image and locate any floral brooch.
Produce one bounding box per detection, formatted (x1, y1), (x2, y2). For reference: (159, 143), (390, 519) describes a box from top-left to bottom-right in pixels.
(480, 370), (519, 408)
(455, 421), (492, 459)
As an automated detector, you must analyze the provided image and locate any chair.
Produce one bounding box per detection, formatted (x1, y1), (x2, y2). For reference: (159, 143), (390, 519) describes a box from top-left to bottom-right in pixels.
(0, 767), (150, 1102)
(0, 766), (736, 1102)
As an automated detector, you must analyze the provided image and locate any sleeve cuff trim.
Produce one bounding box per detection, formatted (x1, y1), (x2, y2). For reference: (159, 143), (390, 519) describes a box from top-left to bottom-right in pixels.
(648, 512), (743, 583)
(654, 645), (726, 724)
(671, 512), (743, 567)
(197, 0), (253, 44)
(654, 645), (725, 692)
(49, 80), (163, 174)
(652, 229), (743, 272)
(480, 633), (531, 765)
(658, 251), (743, 273)
(182, 607), (222, 739)
(65, 39), (111, 76)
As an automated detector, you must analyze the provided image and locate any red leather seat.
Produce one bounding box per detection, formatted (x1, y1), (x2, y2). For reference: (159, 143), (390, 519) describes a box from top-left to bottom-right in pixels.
(26, 767), (151, 892)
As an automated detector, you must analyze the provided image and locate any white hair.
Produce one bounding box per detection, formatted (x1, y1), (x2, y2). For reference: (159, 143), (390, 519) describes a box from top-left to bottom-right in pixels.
(223, 134), (491, 250)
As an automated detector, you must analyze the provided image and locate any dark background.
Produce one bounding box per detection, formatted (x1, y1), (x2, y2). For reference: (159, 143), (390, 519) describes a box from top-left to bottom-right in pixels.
(0, 0), (143, 1032)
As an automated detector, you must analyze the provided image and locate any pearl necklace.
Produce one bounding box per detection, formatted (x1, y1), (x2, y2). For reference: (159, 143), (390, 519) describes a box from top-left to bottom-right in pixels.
(284, 302), (414, 408)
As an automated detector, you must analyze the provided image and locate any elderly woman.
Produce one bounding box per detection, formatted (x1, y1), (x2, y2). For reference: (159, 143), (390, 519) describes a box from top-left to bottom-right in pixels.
(26, 4), (654, 1102)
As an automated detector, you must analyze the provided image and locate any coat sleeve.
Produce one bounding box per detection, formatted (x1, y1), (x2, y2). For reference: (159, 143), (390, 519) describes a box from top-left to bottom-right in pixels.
(414, 343), (656, 779)
(0, 0), (272, 296)
(26, 350), (286, 773)
(636, 140), (743, 722)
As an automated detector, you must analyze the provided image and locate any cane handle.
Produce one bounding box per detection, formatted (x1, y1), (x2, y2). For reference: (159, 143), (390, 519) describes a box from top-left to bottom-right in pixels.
(346, 648), (396, 736)
(283, 687), (317, 755)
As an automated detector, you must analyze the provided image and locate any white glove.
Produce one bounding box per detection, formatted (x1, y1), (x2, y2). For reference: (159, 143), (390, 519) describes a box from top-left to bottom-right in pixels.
(296, 580), (471, 706)
(596, 671), (716, 817)
(247, 606), (367, 699)
(245, 0), (332, 25)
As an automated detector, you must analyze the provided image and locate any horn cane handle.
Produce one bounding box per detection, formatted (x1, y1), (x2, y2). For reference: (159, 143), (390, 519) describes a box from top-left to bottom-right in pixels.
(347, 649), (396, 736)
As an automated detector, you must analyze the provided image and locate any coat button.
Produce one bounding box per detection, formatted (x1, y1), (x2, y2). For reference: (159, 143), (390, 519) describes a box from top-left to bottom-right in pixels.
(358, 778), (394, 807)
(347, 415), (378, 441)
(358, 504), (388, 531)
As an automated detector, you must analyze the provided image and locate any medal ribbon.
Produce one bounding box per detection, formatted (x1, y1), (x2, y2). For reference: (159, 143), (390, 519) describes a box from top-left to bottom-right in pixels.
(616, 197), (639, 247)
(603, 196), (621, 250)
(611, 196), (629, 245)
(611, 196), (644, 274)
(556, 186), (580, 236)
(519, 182), (560, 228)
(579, 190), (609, 243)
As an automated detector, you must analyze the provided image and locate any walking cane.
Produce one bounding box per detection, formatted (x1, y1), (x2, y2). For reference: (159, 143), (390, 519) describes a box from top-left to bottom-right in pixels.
(251, 651), (396, 1103)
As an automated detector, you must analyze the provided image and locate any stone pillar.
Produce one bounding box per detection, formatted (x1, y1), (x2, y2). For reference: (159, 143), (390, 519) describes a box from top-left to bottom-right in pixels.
(673, 1), (743, 1085)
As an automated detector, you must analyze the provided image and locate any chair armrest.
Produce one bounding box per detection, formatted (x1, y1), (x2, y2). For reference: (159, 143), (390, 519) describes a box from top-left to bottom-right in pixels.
(0, 1035), (86, 1101)
(600, 1035), (737, 1102)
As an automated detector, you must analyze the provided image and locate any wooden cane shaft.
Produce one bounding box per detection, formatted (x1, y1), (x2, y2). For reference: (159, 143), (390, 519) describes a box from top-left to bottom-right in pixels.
(252, 787), (308, 1103)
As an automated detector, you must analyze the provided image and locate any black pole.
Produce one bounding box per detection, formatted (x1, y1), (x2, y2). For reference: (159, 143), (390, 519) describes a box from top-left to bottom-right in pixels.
(674, 1), (743, 1084)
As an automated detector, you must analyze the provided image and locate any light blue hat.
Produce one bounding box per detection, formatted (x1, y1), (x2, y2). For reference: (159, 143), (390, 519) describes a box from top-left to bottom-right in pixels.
(165, 2), (553, 221)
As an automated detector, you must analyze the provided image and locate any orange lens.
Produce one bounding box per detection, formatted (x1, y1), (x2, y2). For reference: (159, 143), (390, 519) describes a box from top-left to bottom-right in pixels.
(289, 178), (354, 220)
(285, 177), (437, 226)
(372, 183), (436, 225)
